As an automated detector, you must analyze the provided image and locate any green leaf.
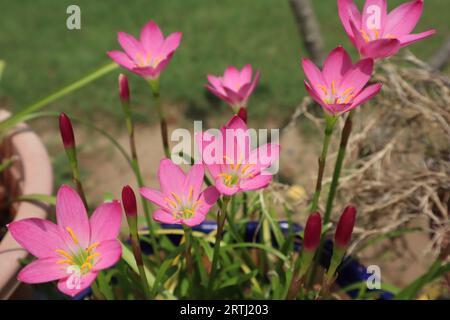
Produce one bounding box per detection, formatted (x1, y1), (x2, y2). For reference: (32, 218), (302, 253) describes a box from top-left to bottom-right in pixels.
(13, 194), (56, 205)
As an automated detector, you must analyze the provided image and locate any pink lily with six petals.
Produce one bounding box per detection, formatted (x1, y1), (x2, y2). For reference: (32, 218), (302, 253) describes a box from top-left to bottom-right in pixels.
(108, 20), (182, 79)
(196, 116), (280, 196)
(206, 65), (260, 113)
(338, 0), (435, 59)
(8, 185), (122, 297)
(140, 159), (219, 227)
(302, 46), (382, 115)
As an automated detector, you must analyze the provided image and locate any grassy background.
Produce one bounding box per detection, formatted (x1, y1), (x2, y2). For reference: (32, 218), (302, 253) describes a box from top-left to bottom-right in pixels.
(0, 0), (447, 122)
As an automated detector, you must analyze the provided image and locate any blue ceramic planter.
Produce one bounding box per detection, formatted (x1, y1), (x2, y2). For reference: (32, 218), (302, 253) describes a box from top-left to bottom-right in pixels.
(74, 220), (394, 300)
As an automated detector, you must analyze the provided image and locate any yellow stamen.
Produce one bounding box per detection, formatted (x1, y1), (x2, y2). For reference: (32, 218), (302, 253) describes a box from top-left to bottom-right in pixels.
(342, 87), (354, 96)
(343, 94), (355, 104)
(55, 249), (73, 260)
(86, 253), (100, 263)
(372, 29), (380, 40)
(241, 163), (253, 174)
(331, 81), (337, 95)
(192, 200), (203, 210)
(165, 197), (177, 208)
(66, 227), (79, 245)
(80, 262), (93, 271)
(171, 192), (182, 204)
(57, 259), (73, 265)
(223, 155), (235, 169)
(184, 209), (195, 215)
(188, 186), (193, 201)
(317, 84), (328, 95)
(86, 242), (99, 253)
(360, 29), (370, 43)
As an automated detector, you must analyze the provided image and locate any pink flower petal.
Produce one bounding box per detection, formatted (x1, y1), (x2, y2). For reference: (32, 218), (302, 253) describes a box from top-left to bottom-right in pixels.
(338, 0), (362, 40)
(117, 32), (145, 61)
(92, 239), (122, 271)
(240, 64), (253, 84)
(385, 0), (423, 36)
(182, 214), (206, 227)
(214, 177), (239, 196)
(360, 38), (401, 59)
(8, 218), (65, 258)
(196, 186), (220, 215)
(348, 83), (382, 110)
(159, 32), (182, 57)
(397, 29), (436, 47)
(349, 19), (370, 52)
(153, 209), (179, 224)
(222, 86), (245, 106)
(206, 84), (231, 104)
(140, 187), (171, 211)
(89, 200), (122, 244)
(57, 271), (98, 297)
(140, 20), (164, 54)
(239, 174), (273, 191)
(107, 51), (135, 70)
(17, 257), (68, 284)
(207, 75), (226, 94)
(362, 0), (387, 33)
(339, 58), (374, 93)
(183, 164), (205, 199)
(223, 66), (241, 89)
(304, 80), (327, 108)
(243, 70), (260, 100)
(301, 58), (326, 88)
(131, 65), (157, 78)
(323, 46), (353, 85)
(225, 115), (248, 132)
(249, 143), (280, 172)
(56, 185), (90, 249)
(158, 158), (186, 195)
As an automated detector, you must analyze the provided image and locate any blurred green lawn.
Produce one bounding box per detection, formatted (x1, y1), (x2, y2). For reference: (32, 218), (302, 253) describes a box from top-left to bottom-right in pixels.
(0, 0), (447, 122)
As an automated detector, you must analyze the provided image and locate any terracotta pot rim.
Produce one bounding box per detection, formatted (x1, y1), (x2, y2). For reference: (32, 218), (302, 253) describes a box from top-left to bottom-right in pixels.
(0, 110), (53, 299)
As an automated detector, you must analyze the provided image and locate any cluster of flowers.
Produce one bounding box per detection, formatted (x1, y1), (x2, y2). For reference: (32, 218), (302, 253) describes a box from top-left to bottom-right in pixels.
(7, 0), (434, 297)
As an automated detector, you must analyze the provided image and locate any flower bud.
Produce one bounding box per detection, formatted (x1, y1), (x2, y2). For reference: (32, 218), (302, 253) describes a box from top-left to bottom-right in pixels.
(119, 74), (130, 103)
(303, 212), (322, 251)
(58, 113), (75, 149)
(122, 185), (137, 217)
(334, 205), (357, 248)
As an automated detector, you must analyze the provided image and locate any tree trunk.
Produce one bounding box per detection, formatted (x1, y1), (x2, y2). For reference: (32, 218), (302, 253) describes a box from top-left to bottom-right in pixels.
(289, 0), (326, 65)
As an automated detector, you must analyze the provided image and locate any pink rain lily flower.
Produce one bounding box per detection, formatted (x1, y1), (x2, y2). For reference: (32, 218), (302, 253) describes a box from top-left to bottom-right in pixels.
(338, 0), (435, 59)
(108, 20), (182, 80)
(206, 65), (260, 112)
(302, 46), (382, 115)
(140, 159), (220, 227)
(8, 185), (122, 297)
(196, 116), (280, 196)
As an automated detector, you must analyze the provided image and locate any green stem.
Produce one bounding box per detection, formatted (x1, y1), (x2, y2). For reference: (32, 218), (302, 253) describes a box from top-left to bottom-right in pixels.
(148, 79), (170, 158)
(121, 99), (161, 264)
(207, 196), (230, 294)
(309, 116), (337, 213)
(130, 233), (152, 299)
(0, 63), (117, 132)
(323, 111), (354, 225)
(183, 226), (193, 275)
(307, 111), (354, 288)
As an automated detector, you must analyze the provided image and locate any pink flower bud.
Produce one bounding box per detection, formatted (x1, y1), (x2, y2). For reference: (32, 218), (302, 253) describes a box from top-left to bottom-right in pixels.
(122, 185), (137, 217)
(303, 212), (322, 251)
(237, 107), (247, 123)
(334, 205), (357, 248)
(58, 113), (75, 149)
(118, 74), (130, 103)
